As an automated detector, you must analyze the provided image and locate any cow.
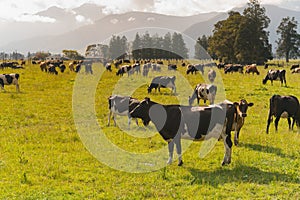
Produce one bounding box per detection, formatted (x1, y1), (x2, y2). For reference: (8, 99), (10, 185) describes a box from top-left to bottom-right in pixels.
(48, 64), (58, 75)
(266, 95), (300, 134)
(84, 62), (93, 74)
(107, 95), (140, 128)
(116, 65), (132, 76)
(208, 69), (216, 83)
(224, 64), (243, 74)
(225, 99), (254, 145)
(262, 69), (286, 86)
(132, 63), (141, 74)
(291, 68), (300, 74)
(245, 64), (260, 75)
(290, 64), (299, 70)
(105, 63), (112, 72)
(186, 64), (204, 75)
(148, 76), (176, 94)
(168, 64), (177, 71)
(40, 62), (48, 72)
(0, 73), (20, 92)
(188, 84), (217, 105)
(130, 97), (236, 166)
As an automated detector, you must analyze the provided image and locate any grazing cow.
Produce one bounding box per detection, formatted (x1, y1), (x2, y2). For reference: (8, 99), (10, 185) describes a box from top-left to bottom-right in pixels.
(245, 64), (260, 75)
(290, 64), (299, 70)
(107, 95), (140, 128)
(59, 64), (66, 73)
(48, 64), (58, 75)
(0, 73), (20, 92)
(132, 63), (141, 74)
(207, 69), (216, 83)
(188, 84), (217, 105)
(116, 65), (132, 76)
(168, 64), (177, 71)
(262, 69), (286, 86)
(40, 62), (48, 72)
(130, 98), (235, 166)
(105, 63), (112, 72)
(142, 63), (151, 77)
(84, 62), (93, 74)
(186, 64), (204, 75)
(217, 63), (225, 69)
(224, 64), (244, 74)
(292, 68), (300, 73)
(266, 95), (300, 134)
(224, 99), (254, 145)
(148, 76), (176, 94)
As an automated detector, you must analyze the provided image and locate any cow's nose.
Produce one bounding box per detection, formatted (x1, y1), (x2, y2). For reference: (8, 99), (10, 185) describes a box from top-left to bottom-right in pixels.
(242, 113), (247, 117)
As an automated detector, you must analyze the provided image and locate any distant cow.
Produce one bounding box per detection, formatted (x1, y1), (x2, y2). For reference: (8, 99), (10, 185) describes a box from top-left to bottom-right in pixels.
(186, 64), (204, 75)
(48, 64), (58, 75)
(107, 95), (140, 128)
(225, 99), (254, 145)
(0, 73), (20, 92)
(266, 95), (300, 134)
(224, 64), (243, 74)
(245, 64), (260, 75)
(188, 83), (217, 105)
(130, 97), (236, 166)
(262, 69), (286, 86)
(148, 76), (176, 94)
(291, 68), (300, 73)
(116, 65), (132, 76)
(290, 64), (299, 70)
(105, 63), (112, 72)
(207, 69), (216, 83)
(168, 64), (177, 71)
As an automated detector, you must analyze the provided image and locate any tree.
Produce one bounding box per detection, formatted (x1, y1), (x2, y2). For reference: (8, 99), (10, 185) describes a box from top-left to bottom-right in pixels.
(34, 51), (51, 60)
(195, 35), (211, 59)
(109, 35), (128, 59)
(62, 50), (84, 60)
(234, 0), (272, 64)
(208, 11), (244, 63)
(132, 33), (142, 59)
(276, 17), (300, 62)
(171, 32), (188, 59)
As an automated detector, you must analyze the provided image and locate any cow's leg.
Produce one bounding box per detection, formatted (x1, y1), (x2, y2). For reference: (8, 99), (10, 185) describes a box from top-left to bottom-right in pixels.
(127, 116), (131, 129)
(266, 112), (273, 134)
(16, 83), (20, 92)
(113, 114), (117, 127)
(234, 128), (240, 146)
(221, 121), (232, 165)
(167, 140), (174, 165)
(174, 135), (183, 166)
(288, 117), (292, 130)
(274, 116), (280, 132)
(107, 111), (112, 126)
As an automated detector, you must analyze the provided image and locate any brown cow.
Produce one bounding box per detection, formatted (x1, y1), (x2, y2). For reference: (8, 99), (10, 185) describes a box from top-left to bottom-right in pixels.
(245, 64), (260, 75)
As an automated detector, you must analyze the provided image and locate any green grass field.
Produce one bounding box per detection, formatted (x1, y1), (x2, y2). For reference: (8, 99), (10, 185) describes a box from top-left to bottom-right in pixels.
(0, 61), (299, 199)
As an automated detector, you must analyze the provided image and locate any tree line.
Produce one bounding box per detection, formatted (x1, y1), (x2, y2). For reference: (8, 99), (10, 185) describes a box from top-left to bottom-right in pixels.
(195, 0), (300, 64)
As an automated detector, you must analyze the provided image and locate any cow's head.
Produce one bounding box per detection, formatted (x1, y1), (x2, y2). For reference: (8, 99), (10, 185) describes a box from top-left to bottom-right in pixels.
(130, 97), (152, 126)
(233, 99), (254, 118)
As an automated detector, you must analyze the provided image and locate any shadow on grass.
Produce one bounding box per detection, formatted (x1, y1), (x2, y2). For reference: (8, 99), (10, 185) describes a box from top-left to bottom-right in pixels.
(188, 164), (299, 187)
(241, 143), (296, 159)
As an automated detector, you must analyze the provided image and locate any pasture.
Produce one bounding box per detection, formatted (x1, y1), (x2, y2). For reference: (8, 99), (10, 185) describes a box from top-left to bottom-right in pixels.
(0, 60), (299, 199)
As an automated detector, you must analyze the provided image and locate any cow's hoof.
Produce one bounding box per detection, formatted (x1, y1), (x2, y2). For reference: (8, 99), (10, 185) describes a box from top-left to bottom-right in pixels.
(234, 141), (239, 146)
(221, 161), (230, 166)
(178, 160), (183, 166)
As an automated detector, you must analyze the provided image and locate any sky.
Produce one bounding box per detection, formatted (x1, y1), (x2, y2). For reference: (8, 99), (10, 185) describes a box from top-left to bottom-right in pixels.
(0, 0), (299, 22)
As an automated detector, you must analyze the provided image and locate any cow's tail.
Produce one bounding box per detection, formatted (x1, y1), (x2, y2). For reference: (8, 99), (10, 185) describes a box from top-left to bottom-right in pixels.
(15, 74), (20, 80)
(108, 96), (112, 110)
(171, 76), (176, 82)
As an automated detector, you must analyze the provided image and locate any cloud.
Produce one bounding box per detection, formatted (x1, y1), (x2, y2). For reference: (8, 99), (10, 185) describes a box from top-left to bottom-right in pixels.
(16, 14), (56, 23)
(75, 15), (93, 24)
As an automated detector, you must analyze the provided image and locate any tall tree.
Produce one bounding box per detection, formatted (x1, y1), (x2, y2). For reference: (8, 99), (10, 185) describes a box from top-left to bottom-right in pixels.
(234, 0), (272, 64)
(109, 35), (128, 59)
(162, 32), (172, 59)
(171, 32), (188, 59)
(132, 33), (142, 59)
(195, 35), (211, 59)
(276, 17), (300, 62)
(208, 11), (244, 63)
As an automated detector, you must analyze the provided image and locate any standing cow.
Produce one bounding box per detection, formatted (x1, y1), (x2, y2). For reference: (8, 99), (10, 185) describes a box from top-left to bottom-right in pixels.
(107, 95), (140, 128)
(130, 97), (236, 166)
(266, 95), (300, 133)
(0, 73), (20, 92)
(188, 83), (217, 105)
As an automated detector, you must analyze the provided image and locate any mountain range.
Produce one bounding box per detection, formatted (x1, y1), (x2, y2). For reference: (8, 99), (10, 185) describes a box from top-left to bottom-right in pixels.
(0, 3), (299, 56)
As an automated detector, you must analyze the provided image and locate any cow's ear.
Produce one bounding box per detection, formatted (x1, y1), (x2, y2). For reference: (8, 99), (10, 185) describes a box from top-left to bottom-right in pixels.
(233, 102), (239, 106)
(248, 102), (254, 107)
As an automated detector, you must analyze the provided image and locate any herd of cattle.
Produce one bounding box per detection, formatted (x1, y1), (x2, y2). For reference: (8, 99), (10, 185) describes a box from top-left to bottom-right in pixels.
(1, 58), (300, 167)
(105, 60), (300, 166)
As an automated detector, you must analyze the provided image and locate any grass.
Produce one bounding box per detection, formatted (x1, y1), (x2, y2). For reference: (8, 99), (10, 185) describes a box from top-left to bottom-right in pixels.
(0, 60), (299, 199)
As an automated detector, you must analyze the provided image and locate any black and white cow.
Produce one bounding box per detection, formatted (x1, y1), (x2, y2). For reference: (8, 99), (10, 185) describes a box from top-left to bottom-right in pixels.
(130, 98), (235, 166)
(148, 76), (176, 94)
(266, 95), (300, 133)
(262, 69), (286, 86)
(116, 65), (132, 76)
(188, 83), (217, 105)
(186, 64), (204, 75)
(0, 73), (20, 92)
(225, 99), (254, 145)
(207, 69), (216, 83)
(107, 95), (140, 128)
